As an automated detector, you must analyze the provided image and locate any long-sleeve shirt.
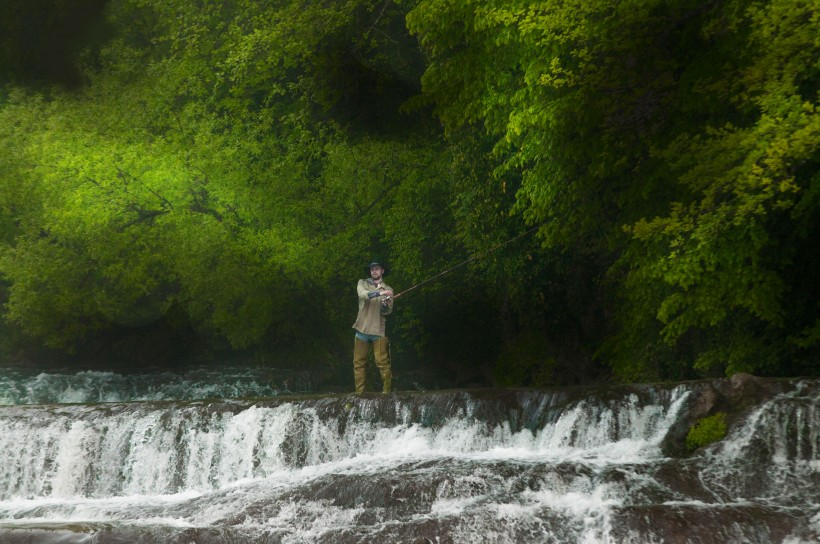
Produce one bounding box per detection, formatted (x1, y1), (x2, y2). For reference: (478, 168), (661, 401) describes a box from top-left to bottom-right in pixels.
(352, 278), (394, 336)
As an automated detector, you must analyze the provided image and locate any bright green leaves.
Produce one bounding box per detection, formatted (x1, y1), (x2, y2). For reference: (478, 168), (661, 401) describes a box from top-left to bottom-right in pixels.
(412, 0), (686, 248)
(621, 0), (820, 375)
(0, 0), (446, 357)
(0, 0), (335, 350)
(1, 0), (817, 381)
(410, 0), (820, 378)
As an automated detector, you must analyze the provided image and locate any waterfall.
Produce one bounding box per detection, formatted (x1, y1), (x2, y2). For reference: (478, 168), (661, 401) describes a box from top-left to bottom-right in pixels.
(0, 375), (816, 544)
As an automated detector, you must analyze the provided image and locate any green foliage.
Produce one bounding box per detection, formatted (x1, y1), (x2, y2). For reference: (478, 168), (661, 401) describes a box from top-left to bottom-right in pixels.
(0, 0), (442, 359)
(618, 0), (820, 377)
(0, 0), (817, 384)
(686, 412), (728, 451)
(410, 0), (820, 379)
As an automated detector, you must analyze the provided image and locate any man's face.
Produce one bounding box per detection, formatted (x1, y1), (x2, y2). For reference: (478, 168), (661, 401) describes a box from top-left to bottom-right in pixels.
(370, 265), (384, 281)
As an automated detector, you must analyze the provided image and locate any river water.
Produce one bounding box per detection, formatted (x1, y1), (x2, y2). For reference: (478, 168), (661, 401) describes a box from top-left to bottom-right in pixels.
(0, 368), (816, 543)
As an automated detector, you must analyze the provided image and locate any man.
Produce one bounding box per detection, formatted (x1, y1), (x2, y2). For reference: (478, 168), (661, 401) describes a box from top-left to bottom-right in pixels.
(352, 259), (395, 393)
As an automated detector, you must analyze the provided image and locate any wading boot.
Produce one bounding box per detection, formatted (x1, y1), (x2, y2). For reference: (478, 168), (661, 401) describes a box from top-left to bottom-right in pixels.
(374, 337), (392, 394)
(353, 337), (369, 394)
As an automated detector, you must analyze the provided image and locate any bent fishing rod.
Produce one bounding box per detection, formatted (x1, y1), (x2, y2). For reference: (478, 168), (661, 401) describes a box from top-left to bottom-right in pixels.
(391, 224), (541, 300)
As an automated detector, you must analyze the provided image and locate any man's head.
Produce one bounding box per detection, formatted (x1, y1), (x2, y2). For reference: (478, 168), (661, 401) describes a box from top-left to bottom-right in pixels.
(365, 259), (387, 280)
(369, 265), (384, 282)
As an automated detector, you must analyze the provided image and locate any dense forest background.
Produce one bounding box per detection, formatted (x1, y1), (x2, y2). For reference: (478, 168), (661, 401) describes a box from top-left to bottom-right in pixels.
(0, 0), (817, 388)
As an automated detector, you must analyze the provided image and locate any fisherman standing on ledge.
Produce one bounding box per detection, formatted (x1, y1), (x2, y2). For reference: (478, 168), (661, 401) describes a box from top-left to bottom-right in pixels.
(352, 259), (394, 394)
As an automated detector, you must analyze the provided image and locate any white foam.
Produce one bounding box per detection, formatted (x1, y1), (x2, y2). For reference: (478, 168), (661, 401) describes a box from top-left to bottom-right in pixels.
(0, 383), (815, 543)
(0, 389), (691, 502)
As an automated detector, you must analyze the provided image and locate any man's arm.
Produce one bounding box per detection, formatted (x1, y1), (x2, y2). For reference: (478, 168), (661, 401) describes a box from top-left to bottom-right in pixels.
(380, 283), (394, 315)
(357, 279), (379, 301)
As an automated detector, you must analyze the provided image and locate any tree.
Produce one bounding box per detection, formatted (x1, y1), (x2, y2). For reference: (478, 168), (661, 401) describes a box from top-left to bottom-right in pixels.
(408, 0), (820, 378)
(0, 0), (456, 373)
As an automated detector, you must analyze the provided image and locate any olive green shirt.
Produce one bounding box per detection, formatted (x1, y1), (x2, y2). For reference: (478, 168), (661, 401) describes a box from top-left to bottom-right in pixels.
(352, 278), (394, 337)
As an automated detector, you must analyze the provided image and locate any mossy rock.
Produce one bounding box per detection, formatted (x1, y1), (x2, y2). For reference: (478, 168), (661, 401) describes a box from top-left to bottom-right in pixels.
(686, 412), (727, 451)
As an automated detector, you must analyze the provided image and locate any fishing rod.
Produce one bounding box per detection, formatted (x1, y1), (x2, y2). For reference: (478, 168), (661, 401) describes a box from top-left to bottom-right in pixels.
(392, 224), (542, 299)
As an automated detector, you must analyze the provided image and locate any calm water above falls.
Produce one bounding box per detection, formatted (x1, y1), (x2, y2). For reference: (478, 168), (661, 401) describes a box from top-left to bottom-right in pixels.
(0, 366), (297, 405)
(0, 373), (816, 543)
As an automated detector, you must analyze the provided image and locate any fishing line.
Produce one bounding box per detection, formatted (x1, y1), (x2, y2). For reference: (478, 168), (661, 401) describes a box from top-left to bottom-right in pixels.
(392, 224), (541, 299)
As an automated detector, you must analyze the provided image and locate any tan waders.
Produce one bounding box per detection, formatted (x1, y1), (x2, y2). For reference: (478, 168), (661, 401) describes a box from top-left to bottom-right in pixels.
(374, 337), (392, 393)
(353, 336), (392, 394)
(353, 338), (368, 394)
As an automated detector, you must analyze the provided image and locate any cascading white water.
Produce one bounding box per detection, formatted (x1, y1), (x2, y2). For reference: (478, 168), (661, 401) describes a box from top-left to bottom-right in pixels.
(701, 383), (819, 507)
(0, 390), (687, 500)
(0, 377), (817, 544)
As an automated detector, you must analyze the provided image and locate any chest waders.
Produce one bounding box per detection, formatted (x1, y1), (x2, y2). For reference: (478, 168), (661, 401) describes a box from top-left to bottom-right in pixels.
(353, 336), (392, 394)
